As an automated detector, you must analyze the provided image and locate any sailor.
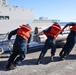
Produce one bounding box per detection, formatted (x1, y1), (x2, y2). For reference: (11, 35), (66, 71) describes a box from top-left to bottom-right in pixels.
(37, 22), (61, 64)
(6, 24), (32, 70)
(59, 22), (76, 60)
(33, 27), (40, 43)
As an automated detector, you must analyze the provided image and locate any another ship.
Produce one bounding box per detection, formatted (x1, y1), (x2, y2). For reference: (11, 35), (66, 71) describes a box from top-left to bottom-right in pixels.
(0, 0), (34, 34)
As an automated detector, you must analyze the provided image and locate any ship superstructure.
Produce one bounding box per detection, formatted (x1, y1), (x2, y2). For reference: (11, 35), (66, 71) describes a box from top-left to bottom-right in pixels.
(0, 0), (34, 34)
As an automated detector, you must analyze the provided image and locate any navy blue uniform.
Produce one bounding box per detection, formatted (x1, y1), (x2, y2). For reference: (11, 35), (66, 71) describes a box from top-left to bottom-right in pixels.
(37, 26), (56, 62)
(59, 23), (76, 59)
(7, 28), (31, 65)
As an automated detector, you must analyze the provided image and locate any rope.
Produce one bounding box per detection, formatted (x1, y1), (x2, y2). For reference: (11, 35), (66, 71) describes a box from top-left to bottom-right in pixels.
(0, 32), (9, 45)
(8, 41), (13, 54)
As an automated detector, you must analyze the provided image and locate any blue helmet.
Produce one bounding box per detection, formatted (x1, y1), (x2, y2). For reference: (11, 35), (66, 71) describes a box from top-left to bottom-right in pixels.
(26, 24), (31, 28)
(54, 22), (58, 24)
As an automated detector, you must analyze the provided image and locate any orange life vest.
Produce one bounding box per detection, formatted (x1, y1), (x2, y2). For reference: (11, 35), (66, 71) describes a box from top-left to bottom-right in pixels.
(70, 24), (76, 32)
(44, 24), (61, 39)
(17, 24), (32, 41)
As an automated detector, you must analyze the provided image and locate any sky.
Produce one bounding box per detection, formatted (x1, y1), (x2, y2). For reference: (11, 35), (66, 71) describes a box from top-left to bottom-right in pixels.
(7, 0), (76, 22)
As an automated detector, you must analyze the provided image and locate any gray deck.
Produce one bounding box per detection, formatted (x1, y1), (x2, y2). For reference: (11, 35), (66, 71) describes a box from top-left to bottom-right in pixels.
(0, 45), (76, 75)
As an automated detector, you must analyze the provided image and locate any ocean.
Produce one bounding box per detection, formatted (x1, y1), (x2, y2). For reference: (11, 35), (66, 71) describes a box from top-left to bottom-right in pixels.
(60, 22), (68, 26)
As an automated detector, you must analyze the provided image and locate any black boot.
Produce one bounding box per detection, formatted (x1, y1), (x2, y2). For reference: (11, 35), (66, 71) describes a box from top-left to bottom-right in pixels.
(59, 55), (66, 61)
(6, 63), (11, 69)
(50, 55), (54, 62)
(36, 59), (42, 65)
(14, 59), (22, 65)
(59, 57), (65, 61)
(59, 50), (64, 57)
(6, 62), (16, 70)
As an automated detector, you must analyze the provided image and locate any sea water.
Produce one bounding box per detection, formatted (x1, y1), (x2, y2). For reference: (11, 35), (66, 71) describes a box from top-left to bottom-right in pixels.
(60, 22), (68, 26)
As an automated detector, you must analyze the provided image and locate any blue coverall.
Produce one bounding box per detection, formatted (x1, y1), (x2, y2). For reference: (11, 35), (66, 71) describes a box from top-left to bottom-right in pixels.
(38, 27), (56, 60)
(59, 23), (76, 58)
(8, 28), (31, 65)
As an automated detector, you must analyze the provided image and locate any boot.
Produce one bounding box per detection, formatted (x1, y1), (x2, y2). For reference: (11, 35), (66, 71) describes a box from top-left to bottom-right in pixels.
(36, 59), (42, 65)
(59, 55), (66, 61)
(59, 50), (64, 57)
(50, 55), (54, 62)
(6, 63), (16, 70)
(14, 60), (22, 65)
(59, 56), (65, 61)
(6, 63), (11, 69)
